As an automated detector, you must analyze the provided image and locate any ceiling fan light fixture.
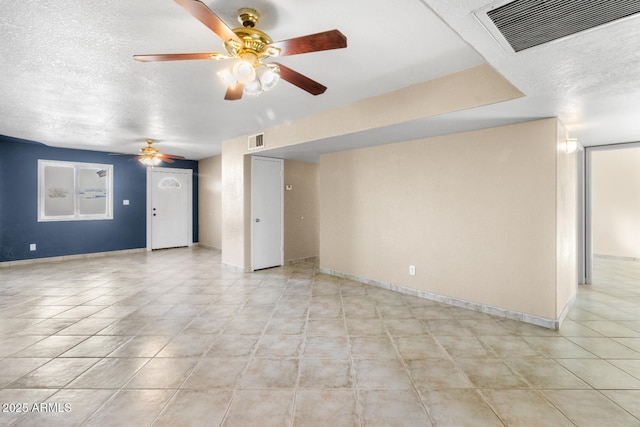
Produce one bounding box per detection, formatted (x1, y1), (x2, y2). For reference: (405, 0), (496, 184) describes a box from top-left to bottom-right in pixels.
(232, 60), (256, 84)
(139, 155), (161, 167)
(256, 64), (280, 91)
(238, 8), (260, 28)
(265, 46), (280, 57)
(244, 79), (262, 96)
(217, 68), (236, 86)
(134, 3), (347, 100)
(225, 39), (243, 57)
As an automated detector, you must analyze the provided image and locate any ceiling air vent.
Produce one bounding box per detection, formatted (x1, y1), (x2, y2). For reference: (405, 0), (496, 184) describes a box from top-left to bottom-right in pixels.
(248, 133), (264, 150)
(484, 0), (640, 52)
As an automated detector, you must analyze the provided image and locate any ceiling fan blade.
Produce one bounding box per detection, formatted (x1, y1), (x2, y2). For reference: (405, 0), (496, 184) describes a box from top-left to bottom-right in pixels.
(161, 154), (187, 160)
(174, 0), (241, 43)
(161, 157), (175, 163)
(224, 84), (244, 101)
(274, 63), (327, 96)
(134, 53), (228, 62)
(267, 30), (347, 57)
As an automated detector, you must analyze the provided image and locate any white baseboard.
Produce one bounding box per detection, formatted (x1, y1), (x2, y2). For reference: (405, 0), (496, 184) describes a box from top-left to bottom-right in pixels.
(319, 267), (566, 330)
(593, 254), (640, 263)
(0, 248), (147, 268)
(286, 256), (319, 265)
(196, 243), (222, 252)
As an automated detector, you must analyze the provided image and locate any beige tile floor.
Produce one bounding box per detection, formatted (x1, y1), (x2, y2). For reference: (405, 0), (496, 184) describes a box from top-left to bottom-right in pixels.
(0, 247), (639, 426)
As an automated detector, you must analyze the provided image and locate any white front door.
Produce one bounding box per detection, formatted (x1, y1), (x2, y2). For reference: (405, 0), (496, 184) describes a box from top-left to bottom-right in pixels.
(149, 167), (192, 250)
(251, 156), (283, 270)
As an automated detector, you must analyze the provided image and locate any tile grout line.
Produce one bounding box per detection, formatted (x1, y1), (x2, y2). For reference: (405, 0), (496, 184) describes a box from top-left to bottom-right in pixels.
(120, 272), (255, 426)
(377, 298), (439, 427)
(333, 276), (364, 427)
(288, 274), (312, 427)
(216, 269), (294, 427)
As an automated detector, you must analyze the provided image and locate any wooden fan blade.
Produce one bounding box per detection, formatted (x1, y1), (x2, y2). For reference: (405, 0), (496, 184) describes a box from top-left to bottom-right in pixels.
(267, 30), (347, 57)
(224, 84), (244, 101)
(161, 154), (187, 160)
(274, 63), (327, 96)
(161, 157), (175, 163)
(134, 53), (228, 62)
(174, 0), (241, 43)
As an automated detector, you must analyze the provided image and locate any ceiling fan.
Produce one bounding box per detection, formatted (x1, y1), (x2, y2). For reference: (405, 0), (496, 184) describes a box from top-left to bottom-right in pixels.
(136, 139), (186, 166)
(134, 0), (347, 100)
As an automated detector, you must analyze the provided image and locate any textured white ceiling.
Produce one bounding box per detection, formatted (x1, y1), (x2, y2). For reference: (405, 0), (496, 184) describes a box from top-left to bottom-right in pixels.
(1, 0), (639, 160)
(0, 0), (483, 159)
(424, 0), (640, 147)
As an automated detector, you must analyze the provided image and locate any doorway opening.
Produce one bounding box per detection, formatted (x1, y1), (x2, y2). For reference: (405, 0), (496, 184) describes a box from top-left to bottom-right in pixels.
(583, 142), (640, 284)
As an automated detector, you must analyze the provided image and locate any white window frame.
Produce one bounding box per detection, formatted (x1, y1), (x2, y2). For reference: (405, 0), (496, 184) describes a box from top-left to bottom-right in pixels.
(38, 159), (114, 222)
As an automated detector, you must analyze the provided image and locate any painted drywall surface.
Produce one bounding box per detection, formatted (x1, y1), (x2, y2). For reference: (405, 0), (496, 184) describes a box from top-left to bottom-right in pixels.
(284, 160), (319, 261)
(319, 119), (561, 319)
(221, 141), (248, 269)
(262, 64), (524, 152)
(198, 155), (222, 250)
(221, 65), (524, 270)
(221, 153), (320, 268)
(592, 147), (640, 259)
(555, 121), (578, 317)
(0, 136), (198, 262)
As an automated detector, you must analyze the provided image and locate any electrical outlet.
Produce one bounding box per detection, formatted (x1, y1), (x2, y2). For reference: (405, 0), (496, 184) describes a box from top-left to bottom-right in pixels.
(30, 243), (36, 251)
(409, 265), (416, 276)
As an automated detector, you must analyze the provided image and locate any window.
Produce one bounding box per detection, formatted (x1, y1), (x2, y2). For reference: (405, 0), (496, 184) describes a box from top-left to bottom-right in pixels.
(38, 160), (113, 221)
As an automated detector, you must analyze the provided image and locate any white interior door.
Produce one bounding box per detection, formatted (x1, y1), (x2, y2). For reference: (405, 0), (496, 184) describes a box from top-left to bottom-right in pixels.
(251, 156), (283, 270)
(149, 167), (192, 250)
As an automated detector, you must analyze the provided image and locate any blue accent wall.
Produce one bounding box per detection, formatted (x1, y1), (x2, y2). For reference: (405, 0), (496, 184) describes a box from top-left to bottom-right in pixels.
(0, 136), (198, 262)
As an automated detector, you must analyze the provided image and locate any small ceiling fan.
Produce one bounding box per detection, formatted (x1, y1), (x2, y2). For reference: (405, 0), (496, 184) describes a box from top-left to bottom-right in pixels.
(136, 139), (186, 166)
(134, 0), (347, 100)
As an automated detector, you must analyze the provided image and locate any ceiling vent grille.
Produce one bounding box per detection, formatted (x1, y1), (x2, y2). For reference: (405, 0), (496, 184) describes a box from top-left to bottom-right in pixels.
(248, 133), (264, 150)
(486, 0), (640, 52)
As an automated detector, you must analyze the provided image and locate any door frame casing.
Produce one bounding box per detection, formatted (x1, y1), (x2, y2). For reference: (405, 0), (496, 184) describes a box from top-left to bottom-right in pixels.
(146, 167), (193, 251)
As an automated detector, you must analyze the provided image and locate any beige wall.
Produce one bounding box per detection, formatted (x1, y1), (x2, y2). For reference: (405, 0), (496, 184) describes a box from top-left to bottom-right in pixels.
(219, 155), (320, 267)
(221, 143), (251, 269)
(555, 122), (578, 317)
(592, 147), (640, 259)
(221, 64), (523, 270)
(319, 119), (576, 322)
(260, 64), (523, 151)
(284, 160), (319, 261)
(217, 65), (577, 325)
(198, 156), (222, 249)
